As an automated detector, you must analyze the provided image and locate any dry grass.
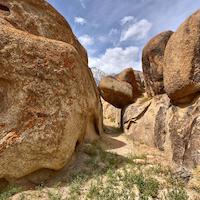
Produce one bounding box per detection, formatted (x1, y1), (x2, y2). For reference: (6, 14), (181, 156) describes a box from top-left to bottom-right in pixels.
(1, 140), (193, 200)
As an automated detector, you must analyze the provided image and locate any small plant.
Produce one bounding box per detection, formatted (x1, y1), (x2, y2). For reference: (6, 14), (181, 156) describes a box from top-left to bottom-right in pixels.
(0, 185), (22, 200)
(48, 191), (62, 200)
(166, 187), (189, 200)
(134, 174), (159, 199)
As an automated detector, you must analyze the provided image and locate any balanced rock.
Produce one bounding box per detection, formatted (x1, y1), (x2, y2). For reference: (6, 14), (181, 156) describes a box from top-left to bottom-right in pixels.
(99, 76), (134, 108)
(115, 68), (141, 97)
(0, 0), (102, 181)
(142, 31), (173, 97)
(164, 10), (200, 104)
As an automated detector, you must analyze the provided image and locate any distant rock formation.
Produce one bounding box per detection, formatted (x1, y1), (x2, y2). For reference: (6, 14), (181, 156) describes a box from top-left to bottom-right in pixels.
(0, 0), (103, 182)
(91, 67), (107, 84)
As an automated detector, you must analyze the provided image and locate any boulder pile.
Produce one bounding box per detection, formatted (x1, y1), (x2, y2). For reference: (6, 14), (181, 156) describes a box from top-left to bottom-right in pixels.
(101, 10), (200, 172)
(124, 10), (200, 171)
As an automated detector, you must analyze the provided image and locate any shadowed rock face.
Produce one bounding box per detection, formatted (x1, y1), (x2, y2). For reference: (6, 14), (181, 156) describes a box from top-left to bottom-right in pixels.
(164, 10), (200, 104)
(0, 0), (87, 63)
(0, 0), (103, 181)
(123, 94), (200, 170)
(142, 31), (173, 97)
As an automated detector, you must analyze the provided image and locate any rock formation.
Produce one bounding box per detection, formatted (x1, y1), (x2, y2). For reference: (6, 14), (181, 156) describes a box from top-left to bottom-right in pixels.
(134, 70), (145, 93)
(164, 10), (200, 104)
(101, 98), (121, 129)
(123, 94), (200, 170)
(122, 10), (200, 172)
(0, 0), (88, 64)
(99, 76), (134, 108)
(0, 0), (102, 181)
(99, 68), (142, 108)
(115, 68), (141, 98)
(142, 31), (173, 97)
(123, 95), (170, 147)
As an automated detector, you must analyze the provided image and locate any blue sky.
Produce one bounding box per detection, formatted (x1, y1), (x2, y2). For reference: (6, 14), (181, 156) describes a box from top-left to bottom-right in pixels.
(48, 0), (200, 73)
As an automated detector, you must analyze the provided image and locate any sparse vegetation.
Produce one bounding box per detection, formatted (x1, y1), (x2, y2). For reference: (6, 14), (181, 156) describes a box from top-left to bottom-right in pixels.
(166, 187), (189, 200)
(0, 185), (22, 200)
(2, 142), (192, 200)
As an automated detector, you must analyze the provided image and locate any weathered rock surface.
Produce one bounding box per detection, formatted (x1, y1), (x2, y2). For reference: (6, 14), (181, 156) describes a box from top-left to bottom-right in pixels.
(123, 95), (170, 147)
(134, 70), (145, 93)
(115, 68), (141, 98)
(0, 0), (87, 63)
(165, 96), (200, 169)
(0, 0), (102, 181)
(123, 94), (200, 170)
(142, 31), (173, 97)
(101, 98), (121, 129)
(99, 76), (134, 108)
(164, 10), (200, 103)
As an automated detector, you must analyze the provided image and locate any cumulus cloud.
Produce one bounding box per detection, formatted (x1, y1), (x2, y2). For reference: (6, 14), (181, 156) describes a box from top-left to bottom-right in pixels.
(120, 16), (136, 25)
(78, 35), (94, 46)
(120, 19), (152, 41)
(74, 17), (87, 25)
(89, 46), (139, 74)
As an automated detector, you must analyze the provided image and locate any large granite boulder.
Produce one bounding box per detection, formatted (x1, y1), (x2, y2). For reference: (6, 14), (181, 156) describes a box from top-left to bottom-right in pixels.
(142, 31), (173, 97)
(164, 10), (200, 104)
(123, 94), (200, 170)
(0, 0), (102, 181)
(99, 76), (134, 108)
(0, 0), (87, 63)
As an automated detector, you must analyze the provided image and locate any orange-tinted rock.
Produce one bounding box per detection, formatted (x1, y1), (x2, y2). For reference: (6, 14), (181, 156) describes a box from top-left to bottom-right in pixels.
(142, 31), (173, 97)
(0, 0), (102, 181)
(164, 10), (200, 103)
(115, 68), (142, 97)
(99, 76), (134, 108)
(0, 0), (87, 63)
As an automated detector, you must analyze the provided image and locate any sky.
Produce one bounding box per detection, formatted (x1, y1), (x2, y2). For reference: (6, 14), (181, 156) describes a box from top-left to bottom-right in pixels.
(48, 0), (200, 74)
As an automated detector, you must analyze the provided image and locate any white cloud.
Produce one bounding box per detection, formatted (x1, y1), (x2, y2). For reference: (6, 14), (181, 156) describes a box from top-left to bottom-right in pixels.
(120, 16), (136, 25)
(74, 17), (87, 25)
(78, 35), (94, 47)
(108, 28), (119, 36)
(120, 19), (152, 42)
(89, 46), (140, 74)
(80, 0), (86, 8)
